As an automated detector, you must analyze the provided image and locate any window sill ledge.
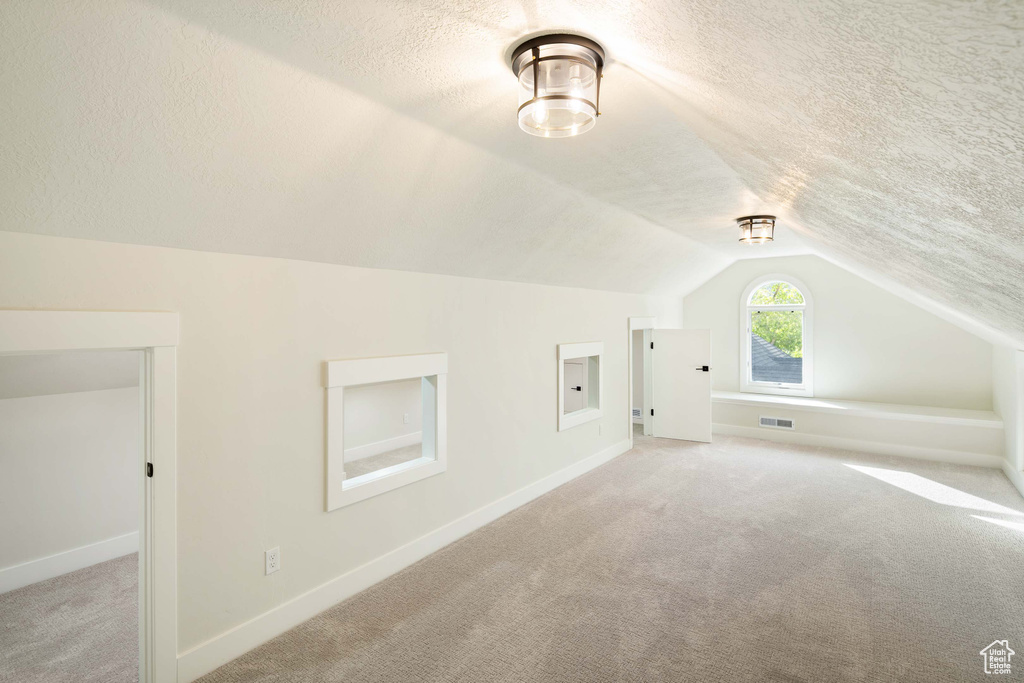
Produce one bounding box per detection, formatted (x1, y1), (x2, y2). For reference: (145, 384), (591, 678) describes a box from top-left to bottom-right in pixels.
(559, 407), (602, 432)
(330, 457), (445, 509)
(713, 391), (1002, 429)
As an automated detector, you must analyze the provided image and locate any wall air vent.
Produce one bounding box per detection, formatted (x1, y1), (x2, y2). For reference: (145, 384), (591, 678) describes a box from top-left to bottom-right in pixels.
(759, 416), (795, 430)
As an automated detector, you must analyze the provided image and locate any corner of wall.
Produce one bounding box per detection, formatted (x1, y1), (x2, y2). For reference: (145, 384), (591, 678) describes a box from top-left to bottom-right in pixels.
(992, 347), (1024, 477)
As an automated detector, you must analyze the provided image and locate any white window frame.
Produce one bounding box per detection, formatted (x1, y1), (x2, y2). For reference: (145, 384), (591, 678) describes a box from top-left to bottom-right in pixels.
(558, 341), (603, 431)
(0, 310), (179, 683)
(740, 275), (814, 397)
(323, 353), (447, 511)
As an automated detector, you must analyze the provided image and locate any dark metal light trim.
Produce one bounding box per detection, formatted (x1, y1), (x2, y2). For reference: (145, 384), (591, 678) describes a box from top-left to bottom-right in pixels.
(510, 33), (605, 136)
(510, 34), (606, 73)
(737, 215), (776, 244)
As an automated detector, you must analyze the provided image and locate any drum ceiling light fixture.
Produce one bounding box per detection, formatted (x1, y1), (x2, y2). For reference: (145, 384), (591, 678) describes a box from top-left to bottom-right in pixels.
(510, 34), (605, 138)
(737, 215), (776, 244)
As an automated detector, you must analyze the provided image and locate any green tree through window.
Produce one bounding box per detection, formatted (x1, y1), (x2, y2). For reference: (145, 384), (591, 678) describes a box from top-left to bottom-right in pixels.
(749, 282), (803, 358)
(749, 281), (804, 306)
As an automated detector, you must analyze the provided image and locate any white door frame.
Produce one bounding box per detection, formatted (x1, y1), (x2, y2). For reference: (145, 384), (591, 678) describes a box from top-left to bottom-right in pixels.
(0, 311), (179, 683)
(627, 317), (656, 448)
(643, 329), (654, 437)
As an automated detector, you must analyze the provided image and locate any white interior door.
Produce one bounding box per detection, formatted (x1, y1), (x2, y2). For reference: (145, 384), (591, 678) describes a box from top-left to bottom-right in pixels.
(563, 360), (585, 413)
(652, 329), (712, 442)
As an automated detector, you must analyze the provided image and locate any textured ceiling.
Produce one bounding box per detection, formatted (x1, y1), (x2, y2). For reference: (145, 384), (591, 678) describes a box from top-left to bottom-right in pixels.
(0, 0), (738, 298)
(1, 1), (1022, 344)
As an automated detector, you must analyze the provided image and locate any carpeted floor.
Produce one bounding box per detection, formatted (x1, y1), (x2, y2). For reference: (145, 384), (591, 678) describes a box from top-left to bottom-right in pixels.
(199, 429), (1024, 682)
(0, 553), (138, 683)
(345, 443), (423, 479)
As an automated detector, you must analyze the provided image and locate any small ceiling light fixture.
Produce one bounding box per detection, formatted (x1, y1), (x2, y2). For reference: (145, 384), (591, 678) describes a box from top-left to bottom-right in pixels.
(737, 215), (776, 244)
(510, 33), (605, 138)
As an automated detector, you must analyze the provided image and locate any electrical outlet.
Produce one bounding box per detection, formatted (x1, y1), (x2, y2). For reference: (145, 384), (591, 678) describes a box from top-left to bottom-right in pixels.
(265, 547), (280, 575)
(403, 412), (409, 424)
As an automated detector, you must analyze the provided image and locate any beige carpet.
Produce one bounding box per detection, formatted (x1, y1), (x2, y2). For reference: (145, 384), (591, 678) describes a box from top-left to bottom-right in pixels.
(345, 443), (423, 479)
(201, 430), (1024, 682)
(0, 553), (138, 682)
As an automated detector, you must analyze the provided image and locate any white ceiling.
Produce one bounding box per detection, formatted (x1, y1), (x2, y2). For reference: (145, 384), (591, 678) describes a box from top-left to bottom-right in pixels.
(0, 1), (1021, 343)
(0, 351), (139, 400)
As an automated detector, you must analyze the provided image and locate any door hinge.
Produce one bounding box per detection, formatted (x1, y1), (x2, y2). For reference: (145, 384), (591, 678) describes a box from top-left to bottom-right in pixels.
(650, 409), (654, 416)
(146, 462), (154, 478)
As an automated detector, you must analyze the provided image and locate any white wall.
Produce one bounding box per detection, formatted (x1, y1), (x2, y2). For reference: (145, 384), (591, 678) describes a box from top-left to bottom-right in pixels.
(683, 255), (994, 410)
(343, 378), (423, 452)
(0, 231), (682, 654)
(993, 347), (1024, 470)
(0, 386), (139, 575)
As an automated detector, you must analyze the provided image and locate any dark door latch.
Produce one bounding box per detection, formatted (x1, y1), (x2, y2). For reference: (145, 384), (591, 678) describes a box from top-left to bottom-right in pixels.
(695, 366), (710, 372)
(570, 386), (582, 391)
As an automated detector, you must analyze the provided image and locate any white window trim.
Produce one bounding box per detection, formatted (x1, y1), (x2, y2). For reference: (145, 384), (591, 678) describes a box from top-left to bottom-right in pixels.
(558, 341), (603, 431)
(323, 352), (447, 510)
(740, 274), (814, 398)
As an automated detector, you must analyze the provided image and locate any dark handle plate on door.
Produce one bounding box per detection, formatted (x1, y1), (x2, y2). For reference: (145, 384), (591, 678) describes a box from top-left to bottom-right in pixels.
(695, 366), (710, 372)
(571, 386), (582, 391)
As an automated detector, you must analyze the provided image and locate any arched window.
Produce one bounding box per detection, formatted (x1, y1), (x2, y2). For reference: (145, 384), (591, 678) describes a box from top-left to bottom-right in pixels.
(740, 276), (813, 397)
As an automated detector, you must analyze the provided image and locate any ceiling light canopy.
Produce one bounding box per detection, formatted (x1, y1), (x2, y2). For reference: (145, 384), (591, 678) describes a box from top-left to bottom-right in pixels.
(737, 215), (776, 244)
(511, 34), (604, 138)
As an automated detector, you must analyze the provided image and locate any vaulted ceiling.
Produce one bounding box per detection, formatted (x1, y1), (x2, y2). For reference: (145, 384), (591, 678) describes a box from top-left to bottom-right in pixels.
(1, 1), (1021, 344)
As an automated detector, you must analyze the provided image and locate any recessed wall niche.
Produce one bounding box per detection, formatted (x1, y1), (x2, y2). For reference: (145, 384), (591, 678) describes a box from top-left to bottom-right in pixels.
(557, 342), (603, 431)
(323, 353), (447, 511)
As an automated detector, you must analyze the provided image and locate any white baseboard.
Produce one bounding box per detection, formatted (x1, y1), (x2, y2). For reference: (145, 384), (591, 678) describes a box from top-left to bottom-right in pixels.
(713, 424), (1002, 469)
(344, 431), (422, 462)
(176, 437), (631, 683)
(1002, 459), (1024, 499)
(0, 531), (139, 595)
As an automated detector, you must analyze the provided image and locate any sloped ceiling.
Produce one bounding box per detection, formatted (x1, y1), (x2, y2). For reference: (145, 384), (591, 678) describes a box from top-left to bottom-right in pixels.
(0, 351), (138, 400)
(1, 1), (1022, 344)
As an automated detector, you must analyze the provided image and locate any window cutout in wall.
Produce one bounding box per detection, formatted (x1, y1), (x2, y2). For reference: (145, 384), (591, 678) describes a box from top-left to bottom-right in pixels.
(324, 353), (447, 511)
(562, 356), (599, 415)
(558, 342), (603, 431)
(741, 277), (813, 397)
(343, 377), (427, 479)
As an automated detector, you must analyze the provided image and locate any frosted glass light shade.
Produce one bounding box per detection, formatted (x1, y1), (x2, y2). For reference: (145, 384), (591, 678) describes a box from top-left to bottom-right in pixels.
(511, 35), (604, 138)
(738, 215), (776, 244)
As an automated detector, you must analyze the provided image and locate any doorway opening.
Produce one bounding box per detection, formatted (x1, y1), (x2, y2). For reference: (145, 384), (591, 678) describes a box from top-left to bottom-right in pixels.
(628, 317), (714, 445)
(0, 311), (178, 683)
(0, 350), (142, 681)
(631, 329), (653, 438)
(628, 317), (656, 447)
